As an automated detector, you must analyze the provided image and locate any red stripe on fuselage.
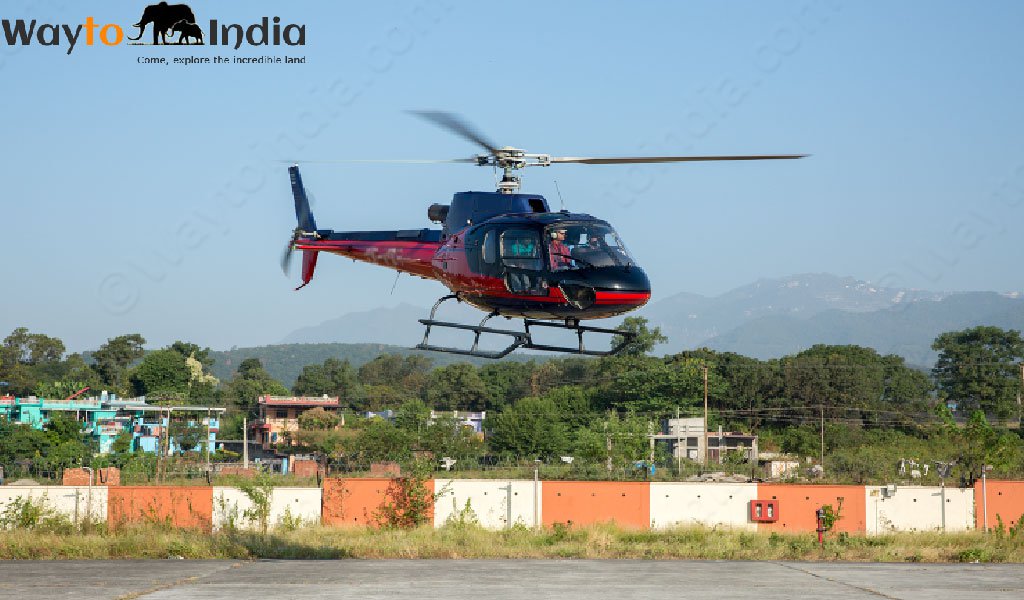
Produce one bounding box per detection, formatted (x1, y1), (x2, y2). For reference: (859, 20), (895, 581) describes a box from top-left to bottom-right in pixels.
(594, 291), (651, 306)
(296, 239), (441, 279)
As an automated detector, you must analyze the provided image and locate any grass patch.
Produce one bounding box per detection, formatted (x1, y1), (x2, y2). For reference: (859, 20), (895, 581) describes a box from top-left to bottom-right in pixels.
(1, 523), (1023, 561)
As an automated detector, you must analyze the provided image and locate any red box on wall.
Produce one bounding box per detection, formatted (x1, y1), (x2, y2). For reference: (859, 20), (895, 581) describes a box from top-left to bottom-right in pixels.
(750, 499), (779, 522)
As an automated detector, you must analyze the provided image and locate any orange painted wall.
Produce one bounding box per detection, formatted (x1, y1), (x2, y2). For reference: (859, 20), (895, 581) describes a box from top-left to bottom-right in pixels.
(322, 478), (434, 527)
(542, 481), (650, 529)
(107, 486), (213, 531)
(757, 484), (866, 533)
(975, 480), (1024, 530)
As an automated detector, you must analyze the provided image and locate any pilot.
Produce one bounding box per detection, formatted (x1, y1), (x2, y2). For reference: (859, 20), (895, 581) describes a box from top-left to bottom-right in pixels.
(548, 227), (572, 270)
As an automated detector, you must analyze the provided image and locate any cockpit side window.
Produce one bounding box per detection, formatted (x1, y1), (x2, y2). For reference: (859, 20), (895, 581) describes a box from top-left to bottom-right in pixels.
(543, 222), (636, 269)
(500, 229), (542, 271)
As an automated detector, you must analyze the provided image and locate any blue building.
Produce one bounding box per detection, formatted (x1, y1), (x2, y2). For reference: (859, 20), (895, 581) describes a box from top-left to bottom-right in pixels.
(0, 395), (223, 455)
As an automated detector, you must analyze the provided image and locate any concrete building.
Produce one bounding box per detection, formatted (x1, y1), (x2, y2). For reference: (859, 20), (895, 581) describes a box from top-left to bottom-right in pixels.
(429, 410), (487, 434)
(0, 395), (222, 455)
(649, 417), (758, 465)
(252, 395), (341, 450)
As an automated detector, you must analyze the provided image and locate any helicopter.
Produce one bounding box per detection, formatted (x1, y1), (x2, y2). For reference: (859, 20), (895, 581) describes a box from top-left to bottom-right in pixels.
(282, 111), (805, 359)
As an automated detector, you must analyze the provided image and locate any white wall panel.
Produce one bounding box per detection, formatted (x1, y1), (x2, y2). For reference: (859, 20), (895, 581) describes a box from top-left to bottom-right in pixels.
(650, 483), (758, 530)
(212, 486), (321, 530)
(865, 486), (973, 534)
(0, 486), (107, 523)
(433, 479), (540, 529)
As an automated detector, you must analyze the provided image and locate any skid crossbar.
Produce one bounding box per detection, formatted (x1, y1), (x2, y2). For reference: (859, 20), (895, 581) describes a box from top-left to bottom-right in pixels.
(415, 296), (636, 359)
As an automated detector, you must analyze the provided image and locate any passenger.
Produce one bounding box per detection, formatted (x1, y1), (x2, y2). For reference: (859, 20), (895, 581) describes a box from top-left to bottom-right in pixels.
(511, 236), (536, 258)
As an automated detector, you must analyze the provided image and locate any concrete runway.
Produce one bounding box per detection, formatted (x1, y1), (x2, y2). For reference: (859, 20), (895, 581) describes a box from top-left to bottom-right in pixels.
(1, 560), (1022, 600)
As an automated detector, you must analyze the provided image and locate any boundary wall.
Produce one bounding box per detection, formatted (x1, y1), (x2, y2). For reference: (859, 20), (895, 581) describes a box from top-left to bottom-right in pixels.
(0, 485), (107, 523)
(434, 479), (540, 529)
(108, 486), (214, 531)
(321, 477), (435, 527)
(865, 485), (974, 534)
(1, 480), (1015, 533)
(974, 480), (1024, 531)
(650, 482), (758, 530)
(542, 481), (649, 528)
(212, 486), (322, 530)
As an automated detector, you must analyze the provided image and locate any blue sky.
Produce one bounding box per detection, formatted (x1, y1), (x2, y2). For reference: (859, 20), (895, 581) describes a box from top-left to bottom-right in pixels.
(1, 0), (1023, 352)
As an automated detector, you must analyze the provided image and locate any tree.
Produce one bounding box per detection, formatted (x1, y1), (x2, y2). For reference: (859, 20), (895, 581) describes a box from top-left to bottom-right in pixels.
(487, 396), (568, 460)
(0, 328), (67, 396)
(42, 412), (93, 471)
(611, 316), (667, 356)
(168, 341), (213, 369)
(596, 355), (718, 416)
(184, 354), (220, 402)
(933, 326), (1024, 420)
(34, 379), (92, 400)
(225, 358), (290, 413)
(129, 349), (191, 399)
(423, 363), (490, 411)
(110, 428), (134, 455)
(298, 406), (340, 430)
(289, 407), (345, 458)
(91, 333), (146, 394)
(478, 361), (537, 411)
(420, 416), (484, 463)
(348, 419), (412, 464)
(169, 418), (204, 454)
(357, 354), (432, 392)
(572, 412), (651, 469)
(395, 398), (432, 435)
(783, 345), (888, 424)
(2, 327), (65, 365)
(293, 358), (362, 409)
(0, 421), (52, 476)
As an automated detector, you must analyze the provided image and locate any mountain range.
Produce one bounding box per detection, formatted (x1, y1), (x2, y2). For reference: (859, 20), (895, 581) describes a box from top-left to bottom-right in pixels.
(274, 273), (1024, 369)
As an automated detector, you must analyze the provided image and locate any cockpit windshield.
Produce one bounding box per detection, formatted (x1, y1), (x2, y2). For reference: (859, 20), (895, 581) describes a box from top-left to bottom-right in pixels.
(544, 222), (635, 271)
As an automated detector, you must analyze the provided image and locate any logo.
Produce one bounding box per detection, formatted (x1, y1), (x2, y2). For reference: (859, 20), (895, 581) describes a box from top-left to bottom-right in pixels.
(128, 2), (202, 45)
(1, 2), (306, 55)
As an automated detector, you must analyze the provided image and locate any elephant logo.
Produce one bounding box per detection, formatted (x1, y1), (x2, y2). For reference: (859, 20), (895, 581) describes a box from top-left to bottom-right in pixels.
(127, 2), (200, 45)
(171, 19), (203, 45)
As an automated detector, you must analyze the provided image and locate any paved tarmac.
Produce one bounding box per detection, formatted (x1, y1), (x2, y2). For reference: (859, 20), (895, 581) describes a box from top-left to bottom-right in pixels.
(0, 560), (1022, 600)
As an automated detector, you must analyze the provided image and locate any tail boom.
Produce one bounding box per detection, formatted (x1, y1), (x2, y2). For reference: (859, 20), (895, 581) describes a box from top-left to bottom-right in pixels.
(295, 232), (441, 280)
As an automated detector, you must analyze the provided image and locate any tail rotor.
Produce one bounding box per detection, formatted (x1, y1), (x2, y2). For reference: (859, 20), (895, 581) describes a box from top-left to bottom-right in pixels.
(282, 165), (321, 289)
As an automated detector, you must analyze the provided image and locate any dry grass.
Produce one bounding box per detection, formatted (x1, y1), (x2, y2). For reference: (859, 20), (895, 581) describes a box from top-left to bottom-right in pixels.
(2, 522), (1023, 562)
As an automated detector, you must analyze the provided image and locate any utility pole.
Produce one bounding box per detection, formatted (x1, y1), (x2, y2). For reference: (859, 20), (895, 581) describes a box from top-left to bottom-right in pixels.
(1018, 362), (1023, 428)
(243, 417), (249, 469)
(605, 416), (612, 473)
(982, 467), (989, 532)
(819, 404), (825, 468)
(675, 406), (681, 474)
(703, 365), (709, 467)
(157, 408), (170, 483)
(205, 408), (212, 471)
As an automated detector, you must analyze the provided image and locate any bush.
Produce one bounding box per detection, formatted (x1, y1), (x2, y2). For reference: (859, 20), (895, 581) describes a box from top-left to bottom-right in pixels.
(0, 495), (73, 533)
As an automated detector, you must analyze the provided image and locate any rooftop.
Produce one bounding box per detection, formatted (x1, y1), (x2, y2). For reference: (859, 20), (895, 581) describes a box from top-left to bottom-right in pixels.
(259, 395), (340, 407)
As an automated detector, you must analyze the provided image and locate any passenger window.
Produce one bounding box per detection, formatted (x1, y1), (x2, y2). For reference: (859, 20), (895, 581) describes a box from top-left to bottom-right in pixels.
(500, 229), (542, 271)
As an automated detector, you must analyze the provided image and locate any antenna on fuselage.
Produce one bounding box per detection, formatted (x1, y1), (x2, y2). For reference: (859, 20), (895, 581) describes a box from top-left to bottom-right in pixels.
(554, 180), (566, 211)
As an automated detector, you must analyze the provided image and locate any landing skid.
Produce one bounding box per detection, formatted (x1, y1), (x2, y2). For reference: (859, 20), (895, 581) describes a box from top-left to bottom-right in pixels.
(415, 295), (635, 359)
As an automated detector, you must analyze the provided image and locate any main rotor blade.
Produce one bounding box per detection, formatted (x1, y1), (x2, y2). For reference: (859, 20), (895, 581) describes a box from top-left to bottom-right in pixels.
(547, 154), (809, 165)
(282, 158), (478, 164)
(409, 111), (500, 155)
